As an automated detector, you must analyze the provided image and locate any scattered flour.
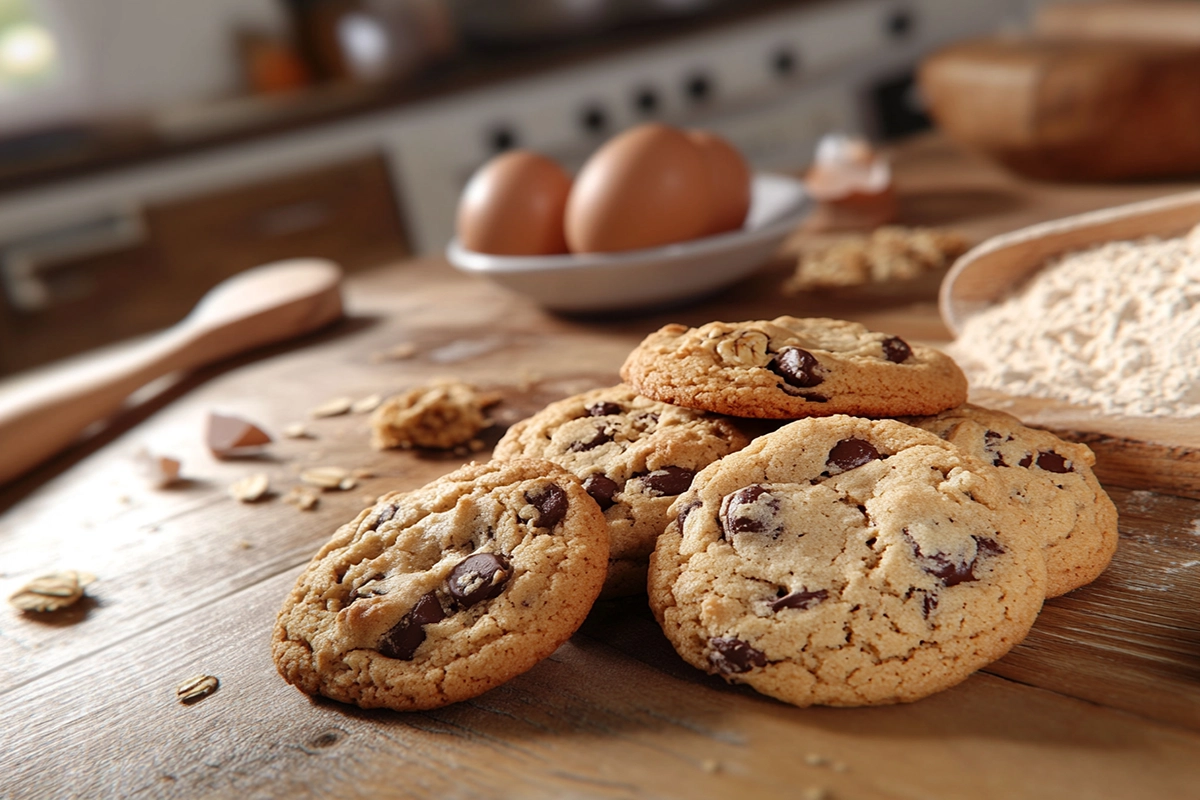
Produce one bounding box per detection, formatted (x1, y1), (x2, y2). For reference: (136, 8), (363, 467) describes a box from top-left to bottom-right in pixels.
(951, 225), (1200, 417)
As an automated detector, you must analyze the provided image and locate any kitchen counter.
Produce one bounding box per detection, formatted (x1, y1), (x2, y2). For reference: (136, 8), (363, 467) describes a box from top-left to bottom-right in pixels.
(1, 135), (1198, 798)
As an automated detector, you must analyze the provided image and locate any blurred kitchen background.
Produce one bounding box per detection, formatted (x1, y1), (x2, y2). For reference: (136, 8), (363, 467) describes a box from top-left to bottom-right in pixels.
(0, 0), (1087, 374)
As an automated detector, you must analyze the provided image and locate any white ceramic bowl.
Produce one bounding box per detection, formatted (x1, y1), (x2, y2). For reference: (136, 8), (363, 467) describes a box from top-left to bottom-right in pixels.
(446, 172), (809, 313)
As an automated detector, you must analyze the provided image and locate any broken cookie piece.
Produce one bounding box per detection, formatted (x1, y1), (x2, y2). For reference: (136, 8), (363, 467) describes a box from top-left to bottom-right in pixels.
(370, 379), (498, 451)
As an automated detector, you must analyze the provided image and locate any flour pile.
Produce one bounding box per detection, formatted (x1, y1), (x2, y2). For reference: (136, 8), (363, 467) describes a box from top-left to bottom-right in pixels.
(951, 225), (1200, 417)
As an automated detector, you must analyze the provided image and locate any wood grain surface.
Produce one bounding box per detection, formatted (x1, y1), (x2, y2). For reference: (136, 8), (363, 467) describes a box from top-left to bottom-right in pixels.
(2, 135), (1199, 799)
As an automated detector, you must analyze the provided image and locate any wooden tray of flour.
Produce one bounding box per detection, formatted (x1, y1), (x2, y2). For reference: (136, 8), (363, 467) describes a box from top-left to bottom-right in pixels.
(940, 188), (1200, 500)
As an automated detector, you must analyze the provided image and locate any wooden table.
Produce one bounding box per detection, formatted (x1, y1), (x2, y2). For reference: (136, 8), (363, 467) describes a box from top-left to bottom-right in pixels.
(2, 136), (1199, 799)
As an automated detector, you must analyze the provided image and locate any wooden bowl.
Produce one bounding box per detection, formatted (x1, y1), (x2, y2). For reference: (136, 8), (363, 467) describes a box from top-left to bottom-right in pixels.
(939, 187), (1200, 336)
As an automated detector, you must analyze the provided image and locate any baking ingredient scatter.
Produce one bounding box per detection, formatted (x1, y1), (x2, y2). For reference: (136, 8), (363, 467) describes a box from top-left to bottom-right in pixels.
(284, 486), (320, 511)
(786, 226), (968, 291)
(300, 466), (356, 491)
(229, 473), (271, 503)
(8, 571), (95, 612)
(952, 227), (1200, 417)
(309, 396), (353, 418)
(175, 674), (219, 704)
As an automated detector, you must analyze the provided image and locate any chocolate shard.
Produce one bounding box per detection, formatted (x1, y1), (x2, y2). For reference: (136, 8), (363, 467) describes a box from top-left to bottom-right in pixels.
(583, 473), (619, 510)
(722, 485), (779, 535)
(526, 484), (568, 529)
(882, 336), (912, 364)
(826, 438), (881, 473)
(770, 587), (828, 612)
(770, 347), (824, 388)
(447, 553), (511, 607)
(378, 592), (445, 660)
(586, 401), (622, 417)
(708, 637), (767, 675)
(640, 467), (695, 497)
(206, 412), (271, 457)
(1036, 451), (1073, 474)
(569, 427), (613, 452)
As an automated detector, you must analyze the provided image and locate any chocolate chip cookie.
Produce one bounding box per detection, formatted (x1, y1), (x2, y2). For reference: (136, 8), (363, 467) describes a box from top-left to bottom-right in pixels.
(648, 415), (1046, 707)
(620, 317), (967, 419)
(903, 404), (1118, 598)
(493, 384), (751, 597)
(272, 458), (609, 711)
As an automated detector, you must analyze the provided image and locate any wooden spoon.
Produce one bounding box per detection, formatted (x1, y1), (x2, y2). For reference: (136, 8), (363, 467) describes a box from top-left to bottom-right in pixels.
(0, 258), (344, 485)
(940, 188), (1200, 336)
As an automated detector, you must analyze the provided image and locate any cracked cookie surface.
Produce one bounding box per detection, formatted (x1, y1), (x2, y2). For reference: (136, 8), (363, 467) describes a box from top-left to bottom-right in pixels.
(903, 403), (1118, 598)
(620, 316), (967, 419)
(493, 384), (751, 597)
(648, 416), (1046, 707)
(272, 458), (608, 711)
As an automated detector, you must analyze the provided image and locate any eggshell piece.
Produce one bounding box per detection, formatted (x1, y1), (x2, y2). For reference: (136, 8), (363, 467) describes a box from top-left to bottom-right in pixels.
(456, 150), (572, 255)
(687, 129), (751, 235)
(565, 123), (716, 253)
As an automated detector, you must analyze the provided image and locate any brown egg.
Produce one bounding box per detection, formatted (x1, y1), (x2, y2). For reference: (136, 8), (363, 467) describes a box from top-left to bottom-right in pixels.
(687, 130), (752, 235)
(456, 150), (572, 255)
(565, 123), (715, 253)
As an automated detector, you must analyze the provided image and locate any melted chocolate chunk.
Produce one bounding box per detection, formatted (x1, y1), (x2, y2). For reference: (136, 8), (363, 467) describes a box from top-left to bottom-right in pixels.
(906, 530), (977, 587)
(973, 536), (1005, 557)
(583, 473), (619, 510)
(569, 427), (613, 452)
(723, 485), (778, 534)
(640, 467), (695, 497)
(882, 336), (912, 364)
(378, 592), (445, 660)
(826, 438), (881, 473)
(770, 587), (828, 612)
(587, 401), (622, 417)
(770, 347), (824, 388)
(984, 430), (1002, 441)
(371, 503), (399, 530)
(708, 637), (767, 675)
(1018, 453), (1033, 468)
(1036, 451), (1073, 473)
(993, 453), (1009, 467)
(447, 553), (511, 607)
(922, 592), (939, 618)
(526, 484), (568, 529)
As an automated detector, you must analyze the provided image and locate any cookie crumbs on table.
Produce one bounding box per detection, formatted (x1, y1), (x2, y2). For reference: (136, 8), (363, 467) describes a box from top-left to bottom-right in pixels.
(370, 378), (499, 451)
(785, 226), (969, 292)
(9, 570), (96, 613)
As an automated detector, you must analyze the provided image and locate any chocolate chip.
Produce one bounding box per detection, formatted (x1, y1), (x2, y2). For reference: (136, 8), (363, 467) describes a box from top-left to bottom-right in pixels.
(1036, 451), (1073, 473)
(583, 473), (619, 510)
(770, 587), (828, 612)
(770, 347), (824, 388)
(708, 637), (767, 674)
(723, 484), (778, 534)
(526, 484), (568, 529)
(370, 503), (398, 530)
(993, 453), (1008, 467)
(984, 430), (1002, 441)
(378, 592), (445, 660)
(677, 500), (701, 530)
(906, 530), (976, 587)
(1018, 453), (1033, 468)
(922, 592), (938, 618)
(882, 336), (912, 364)
(640, 467), (695, 497)
(826, 438), (881, 473)
(973, 536), (1005, 557)
(587, 401), (622, 417)
(569, 427), (612, 452)
(447, 553), (511, 607)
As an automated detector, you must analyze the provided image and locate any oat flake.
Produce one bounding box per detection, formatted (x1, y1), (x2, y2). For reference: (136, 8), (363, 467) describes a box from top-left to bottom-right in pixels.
(951, 227), (1200, 417)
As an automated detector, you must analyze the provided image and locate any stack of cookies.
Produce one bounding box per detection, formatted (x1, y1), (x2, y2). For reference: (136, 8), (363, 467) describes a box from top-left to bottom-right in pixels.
(272, 316), (1118, 712)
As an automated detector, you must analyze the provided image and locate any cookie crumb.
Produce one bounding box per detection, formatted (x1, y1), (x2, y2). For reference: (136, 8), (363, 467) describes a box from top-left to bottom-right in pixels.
(804, 754), (829, 767)
(802, 787), (830, 800)
(831, 762), (849, 773)
(700, 759), (720, 774)
(229, 473), (270, 503)
(235, 540), (253, 550)
(785, 226), (968, 292)
(310, 397), (353, 418)
(8, 571), (95, 612)
(351, 467), (375, 480)
(175, 674), (219, 704)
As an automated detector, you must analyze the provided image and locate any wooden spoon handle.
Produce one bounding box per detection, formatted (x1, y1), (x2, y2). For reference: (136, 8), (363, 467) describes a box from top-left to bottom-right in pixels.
(0, 330), (198, 485)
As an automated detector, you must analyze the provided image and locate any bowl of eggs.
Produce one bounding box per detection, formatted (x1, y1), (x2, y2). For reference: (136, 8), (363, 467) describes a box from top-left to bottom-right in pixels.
(447, 123), (809, 313)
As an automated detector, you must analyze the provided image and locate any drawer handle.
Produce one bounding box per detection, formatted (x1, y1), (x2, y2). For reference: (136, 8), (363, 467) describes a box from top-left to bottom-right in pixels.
(1, 207), (146, 312)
